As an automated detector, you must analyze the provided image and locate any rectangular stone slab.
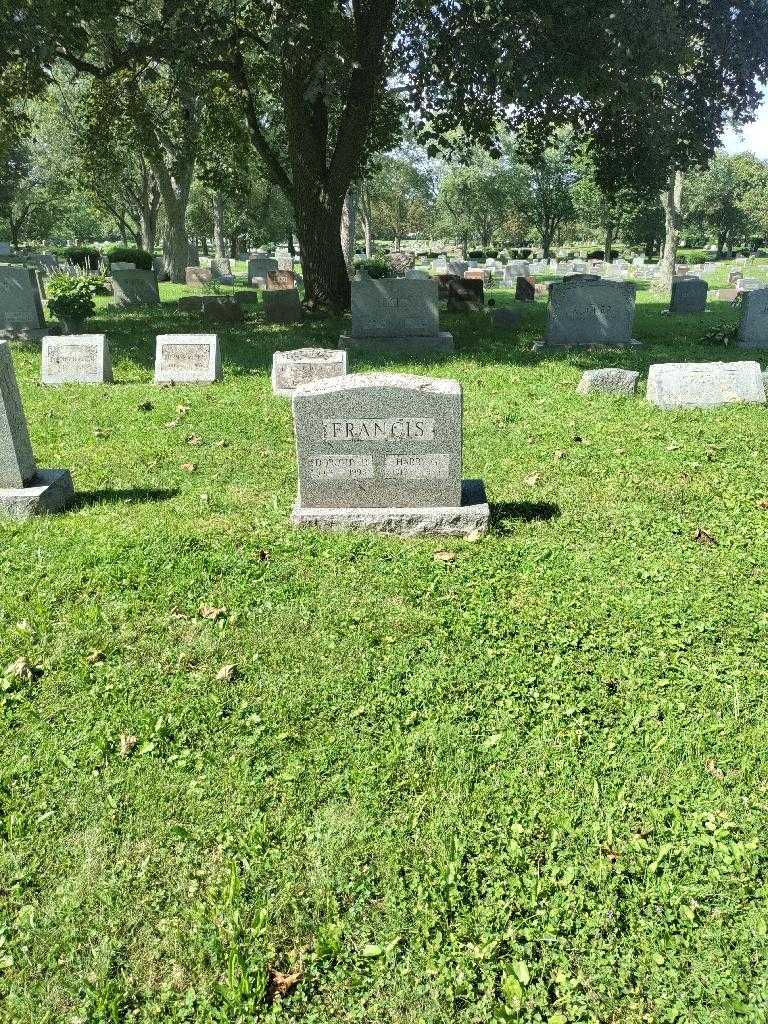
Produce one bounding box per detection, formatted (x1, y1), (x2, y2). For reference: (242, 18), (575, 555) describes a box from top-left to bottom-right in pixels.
(154, 334), (222, 383)
(292, 478), (490, 537)
(247, 257), (278, 286)
(669, 277), (708, 313)
(263, 289), (303, 323)
(293, 372), (462, 509)
(0, 340), (37, 487)
(737, 287), (768, 348)
(42, 335), (112, 384)
(351, 278), (440, 338)
(0, 265), (45, 332)
(112, 269), (160, 307)
(272, 347), (347, 396)
(544, 279), (636, 347)
(647, 361), (765, 409)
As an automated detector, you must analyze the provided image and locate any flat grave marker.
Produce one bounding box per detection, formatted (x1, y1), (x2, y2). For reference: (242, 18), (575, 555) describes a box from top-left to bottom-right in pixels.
(647, 361), (765, 409)
(272, 347), (347, 397)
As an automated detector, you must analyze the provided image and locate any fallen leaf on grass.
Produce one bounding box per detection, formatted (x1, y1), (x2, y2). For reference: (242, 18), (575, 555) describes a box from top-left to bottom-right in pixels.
(199, 605), (227, 621)
(434, 550), (456, 562)
(553, 450), (566, 460)
(694, 528), (717, 546)
(464, 529), (483, 542)
(186, 434), (203, 446)
(258, 549), (270, 561)
(119, 734), (138, 756)
(216, 664), (238, 682)
(4, 656), (43, 682)
(177, 403), (191, 416)
(524, 473), (541, 487)
(180, 462), (197, 473)
(165, 419), (180, 429)
(86, 650), (106, 664)
(757, 498), (768, 509)
(706, 758), (725, 780)
(269, 967), (302, 999)
(94, 428), (109, 439)
(213, 439), (230, 449)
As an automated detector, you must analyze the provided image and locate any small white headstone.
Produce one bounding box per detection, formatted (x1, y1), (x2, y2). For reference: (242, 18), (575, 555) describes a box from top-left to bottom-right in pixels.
(42, 335), (112, 384)
(647, 361), (765, 409)
(154, 334), (222, 384)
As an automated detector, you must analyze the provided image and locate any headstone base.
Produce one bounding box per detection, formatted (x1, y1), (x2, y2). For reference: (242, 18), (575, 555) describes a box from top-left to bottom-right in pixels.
(0, 325), (60, 342)
(291, 478), (489, 538)
(534, 337), (641, 351)
(0, 468), (74, 518)
(339, 331), (454, 354)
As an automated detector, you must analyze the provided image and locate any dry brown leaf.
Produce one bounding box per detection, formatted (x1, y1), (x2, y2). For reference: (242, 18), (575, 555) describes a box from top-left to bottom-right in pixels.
(553, 450), (566, 460)
(269, 967), (302, 1000)
(119, 734), (138, 756)
(464, 529), (483, 542)
(258, 549), (270, 561)
(434, 550), (456, 562)
(199, 605), (227, 621)
(524, 473), (541, 487)
(756, 498), (768, 509)
(181, 462), (197, 473)
(176, 403), (191, 415)
(86, 650), (106, 664)
(4, 656), (42, 682)
(706, 758), (725, 780)
(94, 428), (108, 438)
(216, 664), (238, 682)
(213, 439), (230, 449)
(694, 527), (717, 546)
(165, 419), (180, 429)
(186, 434), (203, 446)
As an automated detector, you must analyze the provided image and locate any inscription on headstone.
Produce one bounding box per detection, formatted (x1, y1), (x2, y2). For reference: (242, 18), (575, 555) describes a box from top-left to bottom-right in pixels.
(340, 279), (453, 353)
(154, 334), (222, 383)
(112, 269), (160, 307)
(647, 361), (765, 409)
(248, 256), (278, 287)
(263, 288), (303, 323)
(185, 266), (212, 286)
(669, 277), (708, 314)
(542, 279), (637, 348)
(42, 334), (112, 384)
(272, 347), (346, 396)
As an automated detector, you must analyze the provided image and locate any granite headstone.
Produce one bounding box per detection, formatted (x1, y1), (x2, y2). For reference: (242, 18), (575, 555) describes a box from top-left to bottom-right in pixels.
(541, 279), (637, 348)
(272, 347), (347, 397)
(0, 266), (47, 338)
(340, 278), (453, 353)
(112, 269), (160, 307)
(154, 334), (222, 383)
(669, 277), (708, 313)
(42, 334), (112, 384)
(263, 288), (303, 323)
(647, 361), (765, 409)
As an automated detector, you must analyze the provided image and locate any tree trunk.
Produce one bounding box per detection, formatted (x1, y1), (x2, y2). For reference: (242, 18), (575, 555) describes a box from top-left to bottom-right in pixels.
(162, 206), (190, 282)
(659, 169), (683, 289)
(604, 222), (614, 262)
(340, 188), (358, 271)
(293, 192), (350, 310)
(213, 193), (227, 257)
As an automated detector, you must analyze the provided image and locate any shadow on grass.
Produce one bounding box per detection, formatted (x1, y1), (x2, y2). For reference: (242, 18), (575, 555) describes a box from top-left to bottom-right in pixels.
(74, 487), (179, 509)
(490, 501), (560, 534)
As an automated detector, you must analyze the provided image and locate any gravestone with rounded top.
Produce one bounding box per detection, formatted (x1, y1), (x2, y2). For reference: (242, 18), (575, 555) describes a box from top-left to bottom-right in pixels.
(272, 347), (347, 396)
(0, 265), (48, 339)
(340, 278), (453, 354)
(540, 278), (637, 348)
(0, 340), (74, 516)
(647, 361), (765, 409)
(737, 287), (768, 348)
(42, 334), (113, 384)
(112, 269), (160, 307)
(154, 334), (222, 383)
(669, 277), (707, 313)
(291, 371), (488, 536)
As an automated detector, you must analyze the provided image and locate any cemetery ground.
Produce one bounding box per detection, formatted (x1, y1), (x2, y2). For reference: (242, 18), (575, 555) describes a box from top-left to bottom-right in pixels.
(3, 266), (768, 1023)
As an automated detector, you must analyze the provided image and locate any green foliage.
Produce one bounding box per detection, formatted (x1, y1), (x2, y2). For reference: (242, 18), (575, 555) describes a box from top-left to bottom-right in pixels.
(105, 244), (153, 270)
(677, 249), (711, 265)
(54, 245), (101, 269)
(45, 273), (96, 323)
(355, 256), (393, 279)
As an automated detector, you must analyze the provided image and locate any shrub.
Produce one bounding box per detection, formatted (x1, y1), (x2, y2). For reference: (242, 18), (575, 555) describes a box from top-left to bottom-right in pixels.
(46, 274), (96, 326)
(54, 245), (101, 269)
(678, 249), (710, 265)
(104, 245), (154, 270)
(355, 257), (394, 279)
(468, 249), (484, 259)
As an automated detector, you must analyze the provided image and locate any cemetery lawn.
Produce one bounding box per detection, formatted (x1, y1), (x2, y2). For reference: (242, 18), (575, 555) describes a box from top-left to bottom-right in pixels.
(4, 270), (768, 1024)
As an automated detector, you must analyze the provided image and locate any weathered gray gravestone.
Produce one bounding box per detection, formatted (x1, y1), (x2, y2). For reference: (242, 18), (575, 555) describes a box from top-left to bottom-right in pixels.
(42, 334), (113, 384)
(154, 334), (222, 383)
(0, 266), (48, 339)
(737, 287), (768, 348)
(669, 277), (708, 314)
(0, 340), (74, 516)
(646, 361), (765, 409)
(291, 372), (489, 536)
(340, 278), (453, 353)
(540, 279), (638, 348)
(447, 277), (484, 312)
(577, 368), (639, 396)
(248, 256), (278, 287)
(185, 266), (212, 286)
(272, 348), (347, 397)
(263, 288), (303, 323)
(515, 277), (535, 302)
(112, 269), (160, 307)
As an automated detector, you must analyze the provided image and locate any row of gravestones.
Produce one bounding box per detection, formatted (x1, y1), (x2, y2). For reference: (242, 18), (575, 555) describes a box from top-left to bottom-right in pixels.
(577, 361), (768, 410)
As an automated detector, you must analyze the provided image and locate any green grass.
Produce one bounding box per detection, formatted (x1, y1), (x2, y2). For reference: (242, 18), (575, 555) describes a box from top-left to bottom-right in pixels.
(2, 269), (768, 1023)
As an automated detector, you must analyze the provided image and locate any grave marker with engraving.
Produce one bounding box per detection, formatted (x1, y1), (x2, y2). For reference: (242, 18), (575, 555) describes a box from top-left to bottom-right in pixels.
(42, 334), (112, 384)
(540, 278), (637, 348)
(669, 277), (708, 313)
(340, 279), (453, 354)
(0, 265), (48, 339)
(737, 287), (768, 348)
(272, 347), (347, 396)
(154, 334), (222, 383)
(647, 361), (765, 409)
(291, 372), (489, 536)
(112, 269), (160, 307)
